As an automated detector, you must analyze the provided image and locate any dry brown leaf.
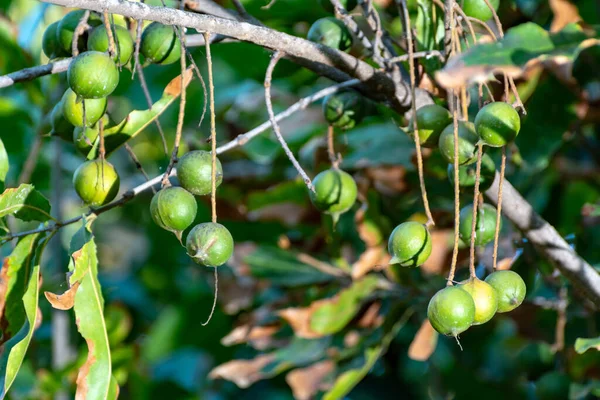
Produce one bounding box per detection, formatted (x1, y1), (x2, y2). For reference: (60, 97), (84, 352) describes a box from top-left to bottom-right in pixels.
(357, 301), (383, 328)
(209, 354), (275, 388)
(278, 299), (331, 339)
(221, 324), (280, 350)
(351, 246), (388, 280)
(354, 205), (381, 247)
(549, 0), (581, 32)
(0, 258), (10, 321)
(286, 361), (334, 400)
(44, 281), (81, 310)
(496, 257), (515, 271)
(436, 65), (521, 90)
(421, 230), (453, 275)
(164, 67), (193, 97)
(366, 166), (407, 195)
(408, 320), (438, 361)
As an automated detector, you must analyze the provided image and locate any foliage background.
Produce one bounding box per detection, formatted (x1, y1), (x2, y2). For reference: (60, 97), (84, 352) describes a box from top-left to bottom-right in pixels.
(0, 0), (599, 399)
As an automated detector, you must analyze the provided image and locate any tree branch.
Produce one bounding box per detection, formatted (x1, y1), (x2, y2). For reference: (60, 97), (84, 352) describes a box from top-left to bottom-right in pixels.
(485, 172), (600, 306)
(39, 0), (419, 112)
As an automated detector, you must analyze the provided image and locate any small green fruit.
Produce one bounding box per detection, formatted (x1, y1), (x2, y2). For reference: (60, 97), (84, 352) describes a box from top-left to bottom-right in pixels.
(459, 203), (499, 246)
(485, 270), (526, 313)
(447, 152), (496, 191)
(318, 0), (358, 12)
(409, 104), (452, 148)
(61, 88), (107, 127)
(56, 10), (102, 55)
(474, 102), (520, 147)
(309, 168), (357, 217)
(323, 91), (366, 130)
(535, 372), (570, 400)
(50, 100), (74, 142)
(427, 286), (475, 336)
(186, 222), (234, 267)
(73, 159), (120, 207)
(43, 21), (67, 59)
(150, 187), (197, 233)
(388, 221), (432, 267)
(462, 0), (499, 21)
(459, 278), (498, 325)
(140, 22), (181, 65)
(176, 150), (223, 196)
(68, 51), (119, 99)
(88, 25), (134, 66)
(307, 17), (352, 52)
(438, 121), (479, 165)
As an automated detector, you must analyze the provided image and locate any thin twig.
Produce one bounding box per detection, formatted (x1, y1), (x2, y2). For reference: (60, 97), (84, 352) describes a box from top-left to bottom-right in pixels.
(264, 51), (314, 192)
(217, 79), (360, 154)
(443, 0), (455, 111)
(136, 63), (169, 155)
(492, 146), (506, 270)
(102, 11), (117, 58)
(447, 101), (460, 286)
(331, 0), (381, 66)
(124, 143), (153, 186)
(72, 10), (90, 56)
(400, 0), (434, 227)
(185, 49), (208, 128)
(201, 267), (219, 326)
(131, 17), (143, 79)
(326, 125), (340, 168)
(204, 32), (218, 224)
(162, 27), (187, 187)
(468, 143), (484, 278)
(18, 134), (43, 184)
(553, 287), (568, 352)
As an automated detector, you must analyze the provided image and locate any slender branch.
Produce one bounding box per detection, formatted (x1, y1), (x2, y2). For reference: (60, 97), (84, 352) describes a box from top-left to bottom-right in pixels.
(0, 58), (71, 89)
(205, 32), (218, 223)
(388, 50), (444, 63)
(39, 0), (422, 112)
(448, 100), (460, 286)
(468, 143), (484, 277)
(217, 79), (360, 154)
(264, 51), (314, 192)
(485, 173), (600, 305)
(491, 147), (506, 270)
(71, 10), (90, 56)
(443, 0), (456, 111)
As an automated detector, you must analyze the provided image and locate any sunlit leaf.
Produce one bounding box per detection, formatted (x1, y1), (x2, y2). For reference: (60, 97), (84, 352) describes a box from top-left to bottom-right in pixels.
(0, 233), (47, 398)
(575, 337), (600, 354)
(0, 184), (52, 222)
(90, 68), (193, 159)
(68, 226), (119, 400)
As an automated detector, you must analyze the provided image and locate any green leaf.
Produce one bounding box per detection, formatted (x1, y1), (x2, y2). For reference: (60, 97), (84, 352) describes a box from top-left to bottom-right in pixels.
(436, 22), (600, 88)
(323, 308), (413, 400)
(246, 180), (309, 211)
(0, 138), (8, 192)
(309, 276), (379, 336)
(0, 233), (46, 399)
(0, 184), (52, 222)
(68, 226), (119, 400)
(575, 337), (600, 354)
(414, 0), (444, 73)
(91, 68), (192, 159)
(0, 233), (43, 340)
(244, 246), (334, 286)
(341, 122), (415, 169)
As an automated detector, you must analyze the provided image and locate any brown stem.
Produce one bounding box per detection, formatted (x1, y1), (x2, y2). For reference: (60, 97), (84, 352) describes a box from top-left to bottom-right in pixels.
(492, 146), (506, 270)
(72, 10), (90, 56)
(204, 32), (218, 224)
(326, 125), (340, 168)
(468, 143), (484, 278)
(448, 101), (460, 286)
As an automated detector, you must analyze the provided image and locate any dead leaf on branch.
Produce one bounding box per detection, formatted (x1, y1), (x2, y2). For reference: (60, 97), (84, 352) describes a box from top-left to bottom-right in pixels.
(209, 354), (275, 389)
(549, 0), (581, 32)
(278, 301), (330, 339)
(351, 247), (389, 280)
(408, 319), (438, 361)
(221, 323), (281, 350)
(286, 361), (335, 400)
(44, 281), (81, 310)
